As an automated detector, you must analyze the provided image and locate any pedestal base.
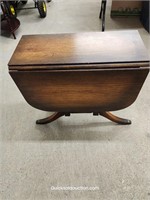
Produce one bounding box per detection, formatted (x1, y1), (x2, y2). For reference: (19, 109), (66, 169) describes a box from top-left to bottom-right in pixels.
(36, 112), (131, 125)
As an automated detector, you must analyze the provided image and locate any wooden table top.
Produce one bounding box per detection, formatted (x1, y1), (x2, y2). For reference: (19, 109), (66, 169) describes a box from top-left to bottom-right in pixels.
(9, 30), (149, 70)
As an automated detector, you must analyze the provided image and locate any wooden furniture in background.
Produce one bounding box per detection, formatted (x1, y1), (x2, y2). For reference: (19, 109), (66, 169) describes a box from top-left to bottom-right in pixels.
(111, 0), (142, 16)
(8, 31), (149, 125)
(0, 1), (20, 39)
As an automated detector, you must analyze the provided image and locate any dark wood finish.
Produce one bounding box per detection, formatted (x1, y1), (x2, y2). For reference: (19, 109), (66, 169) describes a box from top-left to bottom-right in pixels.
(99, 112), (131, 125)
(36, 111), (131, 125)
(1, 6), (20, 39)
(10, 68), (149, 112)
(9, 31), (149, 67)
(9, 62), (149, 71)
(8, 31), (150, 125)
(36, 112), (66, 124)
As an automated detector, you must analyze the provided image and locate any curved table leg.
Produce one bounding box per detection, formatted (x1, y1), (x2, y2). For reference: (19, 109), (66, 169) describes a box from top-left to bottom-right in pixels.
(36, 112), (65, 124)
(36, 111), (131, 125)
(99, 111), (131, 125)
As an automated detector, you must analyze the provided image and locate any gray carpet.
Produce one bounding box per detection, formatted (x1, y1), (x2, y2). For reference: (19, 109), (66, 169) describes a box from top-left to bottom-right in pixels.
(0, 0), (150, 199)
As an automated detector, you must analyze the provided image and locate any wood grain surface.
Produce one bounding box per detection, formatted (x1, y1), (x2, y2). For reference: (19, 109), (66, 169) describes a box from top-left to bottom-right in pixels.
(9, 31), (150, 113)
(10, 68), (149, 112)
(9, 30), (149, 69)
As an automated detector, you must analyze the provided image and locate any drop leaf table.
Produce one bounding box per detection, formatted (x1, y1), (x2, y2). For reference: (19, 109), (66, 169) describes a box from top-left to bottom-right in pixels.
(8, 31), (150, 125)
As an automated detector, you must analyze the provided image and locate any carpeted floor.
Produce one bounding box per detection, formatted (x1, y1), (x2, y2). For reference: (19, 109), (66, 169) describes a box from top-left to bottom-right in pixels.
(0, 0), (150, 199)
